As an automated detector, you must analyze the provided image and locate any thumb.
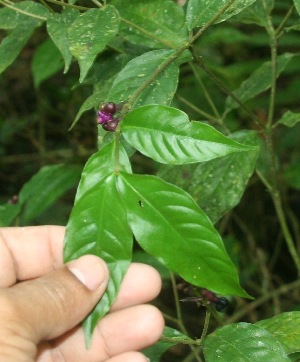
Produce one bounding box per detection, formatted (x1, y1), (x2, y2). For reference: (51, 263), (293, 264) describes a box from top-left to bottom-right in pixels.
(0, 255), (109, 343)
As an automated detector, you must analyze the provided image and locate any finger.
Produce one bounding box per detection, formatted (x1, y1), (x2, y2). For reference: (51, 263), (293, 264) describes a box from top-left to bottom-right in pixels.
(0, 255), (109, 344)
(111, 263), (162, 311)
(106, 351), (149, 362)
(0, 225), (65, 286)
(38, 305), (164, 361)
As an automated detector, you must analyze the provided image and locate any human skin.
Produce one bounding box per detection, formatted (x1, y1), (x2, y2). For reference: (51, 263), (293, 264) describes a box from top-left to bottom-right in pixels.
(0, 226), (164, 362)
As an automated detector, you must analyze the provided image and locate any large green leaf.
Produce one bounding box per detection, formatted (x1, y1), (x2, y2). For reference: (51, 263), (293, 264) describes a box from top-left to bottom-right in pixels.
(225, 53), (294, 113)
(256, 312), (300, 355)
(68, 6), (120, 82)
(117, 172), (249, 297)
(19, 164), (81, 224)
(158, 130), (259, 223)
(64, 142), (132, 345)
(0, 2), (48, 74)
(143, 327), (188, 361)
(204, 323), (290, 362)
(107, 50), (184, 107)
(112, 0), (188, 49)
(186, 0), (257, 30)
(47, 9), (79, 73)
(121, 105), (254, 165)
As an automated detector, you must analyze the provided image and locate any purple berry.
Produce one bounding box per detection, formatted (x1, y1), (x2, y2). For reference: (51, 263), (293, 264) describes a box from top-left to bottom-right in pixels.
(102, 119), (119, 132)
(101, 102), (117, 115)
(97, 111), (113, 124)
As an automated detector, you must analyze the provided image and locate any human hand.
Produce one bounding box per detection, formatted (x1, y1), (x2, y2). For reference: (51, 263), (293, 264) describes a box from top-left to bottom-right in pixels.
(0, 226), (164, 361)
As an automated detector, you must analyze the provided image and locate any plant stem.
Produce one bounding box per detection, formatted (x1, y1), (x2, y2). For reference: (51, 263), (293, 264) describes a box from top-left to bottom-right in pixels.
(261, 0), (300, 274)
(0, 0), (47, 20)
(45, 0), (88, 11)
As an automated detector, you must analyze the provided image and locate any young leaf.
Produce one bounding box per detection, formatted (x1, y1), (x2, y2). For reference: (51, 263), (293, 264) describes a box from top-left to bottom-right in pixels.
(31, 38), (64, 88)
(225, 53), (294, 113)
(47, 9), (79, 73)
(158, 130), (259, 223)
(68, 6), (120, 82)
(204, 323), (290, 362)
(121, 105), (254, 165)
(143, 327), (189, 361)
(278, 111), (300, 128)
(64, 142), (133, 345)
(256, 312), (300, 355)
(117, 172), (249, 297)
(19, 164), (81, 224)
(112, 0), (189, 49)
(186, 0), (257, 30)
(0, 2), (48, 74)
(107, 50), (183, 107)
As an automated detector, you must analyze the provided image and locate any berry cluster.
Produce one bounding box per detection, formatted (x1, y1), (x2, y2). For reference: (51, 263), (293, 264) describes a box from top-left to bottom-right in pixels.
(97, 102), (120, 132)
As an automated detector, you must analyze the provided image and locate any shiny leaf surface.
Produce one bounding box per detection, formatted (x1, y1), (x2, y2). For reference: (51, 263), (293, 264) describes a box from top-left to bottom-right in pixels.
(204, 323), (290, 362)
(121, 105), (254, 165)
(256, 312), (300, 355)
(117, 172), (249, 297)
(64, 142), (132, 345)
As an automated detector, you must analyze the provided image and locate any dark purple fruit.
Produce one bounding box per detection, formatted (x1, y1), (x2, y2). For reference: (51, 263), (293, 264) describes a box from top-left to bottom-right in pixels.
(214, 297), (229, 312)
(102, 119), (119, 132)
(101, 102), (117, 115)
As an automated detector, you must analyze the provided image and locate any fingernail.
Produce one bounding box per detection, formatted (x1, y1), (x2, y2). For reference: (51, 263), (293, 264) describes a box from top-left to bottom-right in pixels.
(67, 255), (109, 291)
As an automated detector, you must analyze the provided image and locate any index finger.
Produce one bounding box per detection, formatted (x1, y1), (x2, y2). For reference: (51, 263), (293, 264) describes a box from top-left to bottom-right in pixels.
(0, 225), (65, 286)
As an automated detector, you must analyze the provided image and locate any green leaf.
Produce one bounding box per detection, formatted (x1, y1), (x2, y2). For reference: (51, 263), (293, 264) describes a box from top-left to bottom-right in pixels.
(121, 105), (254, 165)
(158, 130), (259, 223)
(0, 203), (21, 227)
(186, 0), (257, 30)
(294, 0), (300, 16)
(278, 111), (300, 128)
(117, 172), (249, 297)
(143, 327), (188, 361)
(47, 9), (79, 73)
(231, 0), (274, 26)
(0, 7), (19, 30)
(68, 6), (120, 82)
(256, 312), (300, 355)
(112, 0), (189, 49)
(204, 323), (290, 362)
(31, 38), (64, 88)
(0, 2), (48, 74)
(64, 142), (132, 345)
(19, 164), (81, 224)
(225, 53), (294, 113)
(70, 53), (131, 129)
(107, 50), (185, 107)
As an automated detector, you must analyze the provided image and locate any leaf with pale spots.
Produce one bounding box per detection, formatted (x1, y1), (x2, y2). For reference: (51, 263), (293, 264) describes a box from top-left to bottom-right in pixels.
(158, 130), (259, 223)
(68, 6), (120, 82)
(117, 172), (250, 297)
(186, 0), (257, 30)
(107, 49), (191, 107)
